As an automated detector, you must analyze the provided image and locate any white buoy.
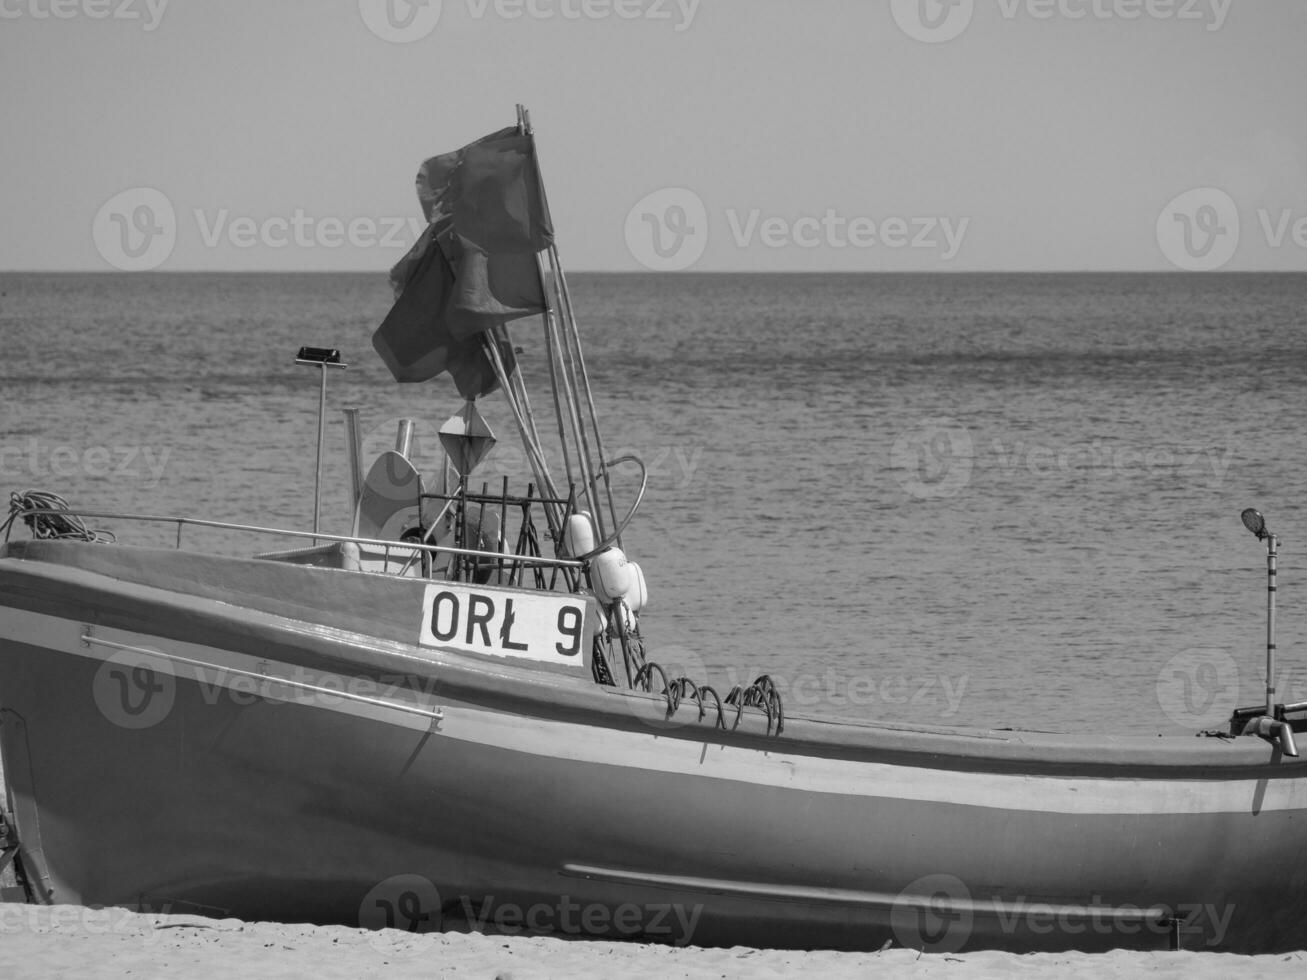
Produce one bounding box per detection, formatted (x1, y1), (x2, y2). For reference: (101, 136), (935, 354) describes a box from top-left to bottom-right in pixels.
(626, 562), (649, 612)
(564, 512), (597, 557)
(590, 547), (633, 605)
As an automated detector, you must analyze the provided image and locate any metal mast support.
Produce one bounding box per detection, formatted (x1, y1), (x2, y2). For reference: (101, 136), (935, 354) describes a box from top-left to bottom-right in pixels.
(295, 347), (347, 541)
(1238, 508), (1297, 756)
(1265, 529), (1278, 718)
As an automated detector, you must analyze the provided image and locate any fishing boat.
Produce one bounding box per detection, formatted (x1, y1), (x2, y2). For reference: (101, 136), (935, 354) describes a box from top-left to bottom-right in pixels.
(2, 107), (1307, 954)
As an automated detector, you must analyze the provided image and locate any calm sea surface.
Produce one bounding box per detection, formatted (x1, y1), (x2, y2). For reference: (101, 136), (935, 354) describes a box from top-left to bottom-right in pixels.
(2, 271), (1306, 735)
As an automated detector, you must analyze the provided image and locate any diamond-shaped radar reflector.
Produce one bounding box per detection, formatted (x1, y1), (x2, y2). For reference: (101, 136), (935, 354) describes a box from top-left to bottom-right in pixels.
(439, 402), (496, 478)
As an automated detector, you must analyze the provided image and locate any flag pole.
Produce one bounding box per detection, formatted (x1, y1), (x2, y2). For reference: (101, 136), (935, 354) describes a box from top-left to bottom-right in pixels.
(548, 246), (623, 548)
(517, 104), (617, 545)
(481, 331), (565, 544)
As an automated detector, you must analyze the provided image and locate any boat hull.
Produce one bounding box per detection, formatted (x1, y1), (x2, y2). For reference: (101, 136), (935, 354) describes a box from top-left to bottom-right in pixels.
(2, 541), (1306, 952)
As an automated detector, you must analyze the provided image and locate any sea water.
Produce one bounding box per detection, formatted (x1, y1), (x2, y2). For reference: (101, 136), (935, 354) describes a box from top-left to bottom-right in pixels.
(2, 271), (1305, 736)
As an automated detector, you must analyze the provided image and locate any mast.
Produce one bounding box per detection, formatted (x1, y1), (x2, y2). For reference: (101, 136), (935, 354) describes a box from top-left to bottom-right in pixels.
(485, 103), (624, 558)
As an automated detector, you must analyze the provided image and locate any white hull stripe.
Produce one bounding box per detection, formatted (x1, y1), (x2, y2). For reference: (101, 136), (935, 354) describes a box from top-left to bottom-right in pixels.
(2, 606), (1305, 816)
(559, 864), (1169, 922)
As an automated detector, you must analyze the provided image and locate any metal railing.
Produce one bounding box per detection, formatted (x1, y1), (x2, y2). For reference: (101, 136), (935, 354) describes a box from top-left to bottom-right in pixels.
(7, 507), (583, 572)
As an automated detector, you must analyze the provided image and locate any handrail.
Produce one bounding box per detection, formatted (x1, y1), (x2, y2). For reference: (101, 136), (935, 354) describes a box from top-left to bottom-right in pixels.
(81, 631), (444, 722)
(11, 508), (583, 569)
(573, 454), (649, 562)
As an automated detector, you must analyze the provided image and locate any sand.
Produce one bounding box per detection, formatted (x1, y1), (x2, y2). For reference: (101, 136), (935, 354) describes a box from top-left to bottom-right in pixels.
(0, 906), (1302, 979)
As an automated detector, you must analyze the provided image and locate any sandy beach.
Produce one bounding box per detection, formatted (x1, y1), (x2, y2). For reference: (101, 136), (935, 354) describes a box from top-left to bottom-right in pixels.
(0, 906), (1301, 979)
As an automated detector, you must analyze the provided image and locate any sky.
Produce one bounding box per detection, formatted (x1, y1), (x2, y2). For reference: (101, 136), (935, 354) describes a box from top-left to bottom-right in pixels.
(1, 0), (1305, 272)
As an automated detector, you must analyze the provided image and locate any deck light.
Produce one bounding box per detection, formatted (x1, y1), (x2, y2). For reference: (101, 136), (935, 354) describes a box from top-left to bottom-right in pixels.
(1241, 508), (1267, 540)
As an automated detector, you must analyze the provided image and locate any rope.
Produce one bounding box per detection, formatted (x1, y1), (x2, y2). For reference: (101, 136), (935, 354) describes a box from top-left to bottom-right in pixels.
(2, 491), (115, 544)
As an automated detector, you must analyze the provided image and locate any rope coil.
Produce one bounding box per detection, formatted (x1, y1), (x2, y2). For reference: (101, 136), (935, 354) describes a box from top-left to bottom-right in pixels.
(2, 491), (115, 544)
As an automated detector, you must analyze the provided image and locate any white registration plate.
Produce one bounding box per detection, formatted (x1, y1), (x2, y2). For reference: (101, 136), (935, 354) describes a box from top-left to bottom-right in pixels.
(417, 583), (588, 668)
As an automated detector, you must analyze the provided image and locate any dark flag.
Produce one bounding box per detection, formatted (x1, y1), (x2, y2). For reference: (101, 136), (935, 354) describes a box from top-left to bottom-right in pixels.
(372, 221), (522, 399)
(372, 127), (551, 397)
(417, 126), (553, 252)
